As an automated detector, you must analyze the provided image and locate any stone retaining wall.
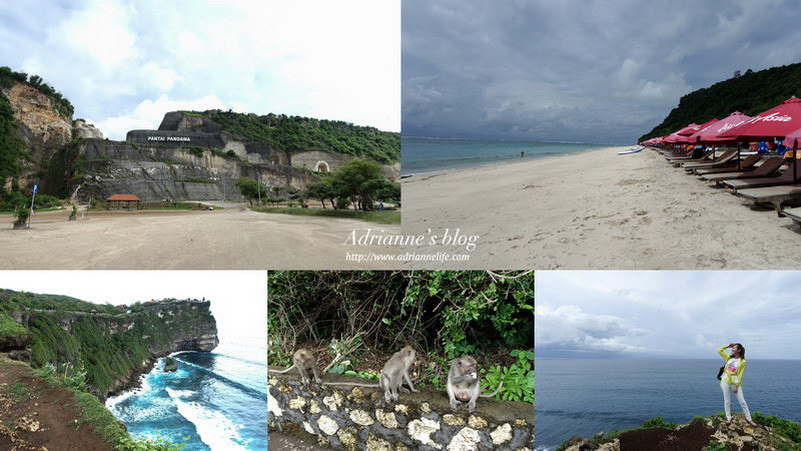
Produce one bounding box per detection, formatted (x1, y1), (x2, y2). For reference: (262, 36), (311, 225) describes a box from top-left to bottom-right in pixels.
(268, 371), (534, 450)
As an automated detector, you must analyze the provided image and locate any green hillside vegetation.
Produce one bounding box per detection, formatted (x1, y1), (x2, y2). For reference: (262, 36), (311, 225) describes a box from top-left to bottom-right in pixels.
(187, 109), (400, 164)
(0, 290), (215, 397)
(0, 94), (25, 188)
(269, 271), (534, 404)
(0, 310), (29, 342)
(640, 62), (801, 142)
(0, 66), (74, 118)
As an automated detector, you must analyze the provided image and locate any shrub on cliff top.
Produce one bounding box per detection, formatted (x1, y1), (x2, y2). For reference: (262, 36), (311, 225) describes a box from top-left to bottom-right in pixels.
(0, 311), (28, 341)
(0, 66), (74, 118)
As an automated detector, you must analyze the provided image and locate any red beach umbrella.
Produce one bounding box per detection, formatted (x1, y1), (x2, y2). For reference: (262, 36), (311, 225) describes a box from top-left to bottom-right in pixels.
(784, 127), (801, 178)
(690, 112), (752, 167)
(720, 97), (801, 180)
(784, 127), (801, 150)
(663, 123), (702, 144)
(675, 123), (702, 136)
(691, 113), (751, 143)
(720, 97), (801, 141)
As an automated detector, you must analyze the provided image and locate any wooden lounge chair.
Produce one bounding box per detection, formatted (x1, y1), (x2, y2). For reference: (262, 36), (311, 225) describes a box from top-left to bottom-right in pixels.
(667, 149), (715, 165)
(780, 206), (801, 225)
(721, 159), (801, 191)
(681, 150), (738, 170)
(694, 154), (762, 175)
(736, 185), (801, 213)
(702, 156), (785, 182)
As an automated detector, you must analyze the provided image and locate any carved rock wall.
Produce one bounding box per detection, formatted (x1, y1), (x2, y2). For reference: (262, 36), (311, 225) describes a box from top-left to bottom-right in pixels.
(268, 372), (534, 450)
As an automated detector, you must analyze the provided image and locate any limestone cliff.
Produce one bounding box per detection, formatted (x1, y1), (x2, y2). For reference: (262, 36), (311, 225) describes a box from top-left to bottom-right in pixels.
(2, 72), (397, 202)
(0, 290), (218, 400)
(0, 81), (102, 192)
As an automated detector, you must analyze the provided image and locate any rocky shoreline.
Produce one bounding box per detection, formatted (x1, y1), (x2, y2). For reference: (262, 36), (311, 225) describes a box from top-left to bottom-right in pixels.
(559, 414), (798, 451)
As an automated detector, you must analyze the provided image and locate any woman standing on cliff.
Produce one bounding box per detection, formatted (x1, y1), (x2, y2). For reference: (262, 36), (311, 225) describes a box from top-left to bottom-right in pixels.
(718, 343), (757, 426)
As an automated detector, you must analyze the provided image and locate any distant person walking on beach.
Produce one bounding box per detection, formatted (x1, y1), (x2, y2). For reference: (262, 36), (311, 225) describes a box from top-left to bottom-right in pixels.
(718, 343), (756, 426)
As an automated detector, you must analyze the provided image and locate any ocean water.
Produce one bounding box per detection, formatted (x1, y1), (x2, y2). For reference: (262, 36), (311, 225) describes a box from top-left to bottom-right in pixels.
(401, 136), (614, 175)
(535, 358), (801, 451)
(106, 347), (268, 450)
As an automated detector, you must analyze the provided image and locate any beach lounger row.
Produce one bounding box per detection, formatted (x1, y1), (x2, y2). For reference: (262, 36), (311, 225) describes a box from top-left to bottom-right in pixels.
(651, 146), (801, 226)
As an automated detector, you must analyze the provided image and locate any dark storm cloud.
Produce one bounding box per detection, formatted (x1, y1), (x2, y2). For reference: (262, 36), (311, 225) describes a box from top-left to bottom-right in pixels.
(535, 271), (801, 359)
(402, 0), (801, 143)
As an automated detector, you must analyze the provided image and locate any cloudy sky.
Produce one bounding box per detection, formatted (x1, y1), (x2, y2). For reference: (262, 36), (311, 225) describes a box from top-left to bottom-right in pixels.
(536, 271), (801, 359)
(0, 271), (267, 354)
(0, 0), (399, 140)
(403, 0), (801, 144)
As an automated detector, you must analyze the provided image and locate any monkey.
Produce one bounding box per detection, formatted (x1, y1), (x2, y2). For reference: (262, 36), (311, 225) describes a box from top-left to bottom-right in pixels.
(447, 355), (504, 412)
(322, 345), (419, 402)
(379, 345), (419, 402)
(268, 348), (322, 385)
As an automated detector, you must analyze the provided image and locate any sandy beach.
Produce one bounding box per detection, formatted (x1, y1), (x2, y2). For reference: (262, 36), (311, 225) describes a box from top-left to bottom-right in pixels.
(0, 206), (400, 269)
(402, 146), (801, 269)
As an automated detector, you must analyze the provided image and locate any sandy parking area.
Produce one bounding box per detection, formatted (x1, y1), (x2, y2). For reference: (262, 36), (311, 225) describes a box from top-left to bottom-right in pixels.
(402, 146), (801, 269)
(0, 206), (400, 269)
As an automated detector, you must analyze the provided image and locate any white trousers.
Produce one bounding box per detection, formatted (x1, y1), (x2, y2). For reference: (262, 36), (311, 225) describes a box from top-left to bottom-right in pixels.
(720, 380), (752, 421)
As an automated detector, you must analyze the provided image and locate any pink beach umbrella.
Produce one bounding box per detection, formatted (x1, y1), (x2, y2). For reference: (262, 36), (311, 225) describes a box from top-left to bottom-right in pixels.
(720, 97), (801, 141)
(720, 97), (801, 181)
(691, 112), (751, 143)
(784, 127), (801, 149)
(784, 127), (801, 178)
(663, 123), (702, 144)
(690, 112), (752, 167)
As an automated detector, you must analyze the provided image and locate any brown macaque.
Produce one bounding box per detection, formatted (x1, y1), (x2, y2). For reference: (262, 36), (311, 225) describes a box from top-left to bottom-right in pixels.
(269, 348), (322, 385)
(323, 345), (419, 402)
(447, 355), (503, 412)
(378, 345), (419, 402)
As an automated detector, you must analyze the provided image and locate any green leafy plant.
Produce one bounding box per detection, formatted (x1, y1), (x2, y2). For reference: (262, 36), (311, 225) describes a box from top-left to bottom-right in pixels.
(753, 412), (801, 443)
(482, 349), (534, 404)
(706, 440), (727, 451)
(640, 417), (677, 430)
(14, 204), (29, 225)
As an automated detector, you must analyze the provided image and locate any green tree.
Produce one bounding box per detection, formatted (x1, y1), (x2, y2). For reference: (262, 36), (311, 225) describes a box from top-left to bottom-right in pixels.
(234, 176), (267, 206)
(330, 158), (386, 211)
(375, 179), (400, 206)
(305, 177), (337, 209)
(0, 95), (24, 184)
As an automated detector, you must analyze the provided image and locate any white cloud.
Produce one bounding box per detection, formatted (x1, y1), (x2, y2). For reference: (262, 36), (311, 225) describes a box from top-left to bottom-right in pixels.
(1, 0), (400, 139)
(50, 0), (138, 69)
(139, 62), (182, 92)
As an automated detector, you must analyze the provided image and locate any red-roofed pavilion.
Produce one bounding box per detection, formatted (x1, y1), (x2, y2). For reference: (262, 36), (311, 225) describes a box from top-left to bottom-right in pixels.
(107, 194), (141, 210)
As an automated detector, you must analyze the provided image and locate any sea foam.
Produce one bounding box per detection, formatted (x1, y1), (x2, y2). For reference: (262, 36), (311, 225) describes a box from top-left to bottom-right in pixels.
(167, 387), (247, 450)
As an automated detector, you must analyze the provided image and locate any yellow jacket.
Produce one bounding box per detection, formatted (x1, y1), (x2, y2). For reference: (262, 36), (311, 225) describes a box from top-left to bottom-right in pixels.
(718, 346), (746, 386)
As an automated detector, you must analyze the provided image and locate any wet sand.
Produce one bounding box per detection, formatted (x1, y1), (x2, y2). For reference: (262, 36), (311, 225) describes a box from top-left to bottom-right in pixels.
(402, 146), (801, 269)
(0, 206), (400, 269)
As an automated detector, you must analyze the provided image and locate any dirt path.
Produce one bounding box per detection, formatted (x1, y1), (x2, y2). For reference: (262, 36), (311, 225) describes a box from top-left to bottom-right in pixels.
(0, 206), (401, 269)
(0, 361), (112, 450)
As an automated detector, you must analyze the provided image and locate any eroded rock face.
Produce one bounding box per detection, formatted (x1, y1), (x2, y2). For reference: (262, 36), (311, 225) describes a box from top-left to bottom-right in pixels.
(268, 372), (534, 449)
(72, 119), (104, 139)
(73, 138), (319, 202)
(2, 82), (73, 186)
(4, 83), (72, 148)
(560, 415), (796, 451)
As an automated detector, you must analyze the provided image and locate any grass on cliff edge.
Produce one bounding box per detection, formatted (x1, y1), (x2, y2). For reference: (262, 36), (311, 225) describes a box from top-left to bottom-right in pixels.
(3, 360), (188, 450)
(251, 206), (400, 224)
(0, 311), (29, 341)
